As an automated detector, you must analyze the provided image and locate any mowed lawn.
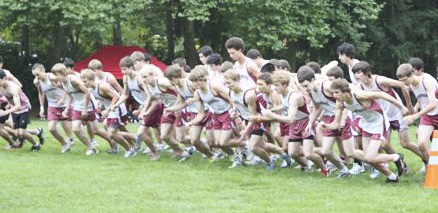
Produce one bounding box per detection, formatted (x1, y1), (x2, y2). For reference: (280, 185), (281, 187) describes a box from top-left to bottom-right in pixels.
(1, 120), (438, 212)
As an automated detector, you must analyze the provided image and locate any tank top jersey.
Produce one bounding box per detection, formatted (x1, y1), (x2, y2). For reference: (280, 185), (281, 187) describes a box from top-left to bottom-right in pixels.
(343, 93), (389, 134)
(233, 57), (257, 90)
(409, 76), (438, 116)
(309, 81), (337, 116)
(62, 76), (94, 111)
(175, 79), (201, 113)
(4, 90), (31, 114)
(91, 82), (127, 116)
(280, 89), (309, 120)
(359, 75), (403, 121)
(39, 76), (67, 107)
(196, 82), (230, 114)
(125, 73), (148, 105)
(148, 78), (177, 108)
(230, 89), (267, 120)
(261, 93), (274, 109)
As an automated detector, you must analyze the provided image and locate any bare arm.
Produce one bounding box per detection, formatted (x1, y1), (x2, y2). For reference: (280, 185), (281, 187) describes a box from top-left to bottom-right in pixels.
(377, 76), (414, 113)
(34, 79), (46, 117)
(107, 74), (123, 94)
(356, 89), (407, 114)
(71, 77), (90, 115)
(113, 76), (130, 108)
(407, 77), (437, 121)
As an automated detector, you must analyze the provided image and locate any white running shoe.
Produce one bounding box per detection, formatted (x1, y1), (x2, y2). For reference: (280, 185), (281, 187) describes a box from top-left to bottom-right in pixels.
(370, 168), (380, 179)
(85, 148), (99, 156)
(349, 163), (365, 175)
(142, 147), (151, 155)
(61, 143), (72, 154)
(337, 168), (350, 178)
(178, 151), (191, 162)
(124, 148), (137, 158)
(228, 159), (243, 169)
(245, 156), (262, 165)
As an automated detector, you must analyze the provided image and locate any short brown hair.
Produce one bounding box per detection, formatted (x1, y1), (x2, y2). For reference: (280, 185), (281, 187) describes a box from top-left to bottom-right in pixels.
(164, 64), (183, 80)
(297, 66), (315, 83)
(396, 63), (414, 79)
(225, 37), (245, 51)
(326, 66), (344, 79)
(330, 78), (350, 93)
(130, 51), (145, 62)
(257, 73), (272, 84)
(119, 56), (133, 68)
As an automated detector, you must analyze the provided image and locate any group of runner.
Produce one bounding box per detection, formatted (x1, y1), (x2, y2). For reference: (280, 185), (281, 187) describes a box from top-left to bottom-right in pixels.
(0, 38), (435, 183)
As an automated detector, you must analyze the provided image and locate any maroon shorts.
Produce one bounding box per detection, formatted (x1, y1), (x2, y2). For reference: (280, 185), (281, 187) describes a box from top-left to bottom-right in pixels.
(161, 112), (177, 124)
(289, 117), (312, 141)
(204, 111), (214, 130)
(247, 121), (268, 136)
(142, 103), (163, 128)
(362, 130), (388, 141)
(280, 123), (290, 137)
(175, 111), (210, 127)
(321, 115), (353, 140)
(71, 110), (96, 122)
(350, 117), (363, 136)
(105, 118), (122, 129)
(420, 114), (438, 128)
(47, 107), (71, 121)
(212, 111), (235, 130)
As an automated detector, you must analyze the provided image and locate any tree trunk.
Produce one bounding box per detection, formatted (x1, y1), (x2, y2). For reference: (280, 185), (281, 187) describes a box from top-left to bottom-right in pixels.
(183, 19), (196, 67)
(21, 24), (30, 65)
(51, 9), (68, 65)
(165, 0), (175, 63)
(113, 5), (123, 46)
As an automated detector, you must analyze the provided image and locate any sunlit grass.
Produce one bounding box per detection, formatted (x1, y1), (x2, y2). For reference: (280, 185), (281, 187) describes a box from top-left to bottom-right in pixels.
(1, 120), (437, 212)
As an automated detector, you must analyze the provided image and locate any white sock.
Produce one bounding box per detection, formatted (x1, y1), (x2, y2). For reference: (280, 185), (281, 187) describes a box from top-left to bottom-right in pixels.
(388, 173), (397, 180)
(393, 154), (400, 162)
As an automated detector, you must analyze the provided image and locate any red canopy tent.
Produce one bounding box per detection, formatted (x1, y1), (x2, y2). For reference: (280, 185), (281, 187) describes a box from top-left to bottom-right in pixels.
(74, 45), (167, 79)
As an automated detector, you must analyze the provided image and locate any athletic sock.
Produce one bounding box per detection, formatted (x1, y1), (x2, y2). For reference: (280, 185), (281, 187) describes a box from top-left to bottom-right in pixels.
(387, 173), (397, 180)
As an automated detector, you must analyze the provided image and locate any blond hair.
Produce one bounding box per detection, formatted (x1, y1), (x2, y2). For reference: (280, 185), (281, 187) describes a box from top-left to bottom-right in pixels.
(51, 63), (68, 75)
(80, 68), (95, 80)
(88, 59), (103, 70)
(189, 66), (207, 82)
(223, 68), (240, 82)
(271, 70), (291, 85)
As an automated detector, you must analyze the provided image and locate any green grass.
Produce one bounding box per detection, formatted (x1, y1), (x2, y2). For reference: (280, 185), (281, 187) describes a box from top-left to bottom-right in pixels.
(1, 120), (438, 212)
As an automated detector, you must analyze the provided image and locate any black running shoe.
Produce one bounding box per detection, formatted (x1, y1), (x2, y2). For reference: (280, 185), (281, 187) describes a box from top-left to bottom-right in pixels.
(31, 145), (41, 152)
(386, 177), (399, 183)
(37, 128), (45, 145)
(394, 153), (406, 176)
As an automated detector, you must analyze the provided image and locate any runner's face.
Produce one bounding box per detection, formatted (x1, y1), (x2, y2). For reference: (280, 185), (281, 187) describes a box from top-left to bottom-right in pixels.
(256, 80), (270, 93)
(121, 67), (132, 76)
(299, 80), (314, 93)
(332, 89), (344, 101)
(227, 48), (239, 61)
(338, 53), (348, 64)
(354, 71), (364, 82)
(81, 78), (93, 88)
(32, 69), (42, 80)
(398, 76), (412, 86)
(193, 80), (206, 90)
(223, 78), (235, 90)
(199, 53), (207, 65)
(272, 83), (285, 94)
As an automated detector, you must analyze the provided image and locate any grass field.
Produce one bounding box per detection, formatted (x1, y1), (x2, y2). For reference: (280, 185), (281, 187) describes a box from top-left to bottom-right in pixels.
(1, 120), (438, 212)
